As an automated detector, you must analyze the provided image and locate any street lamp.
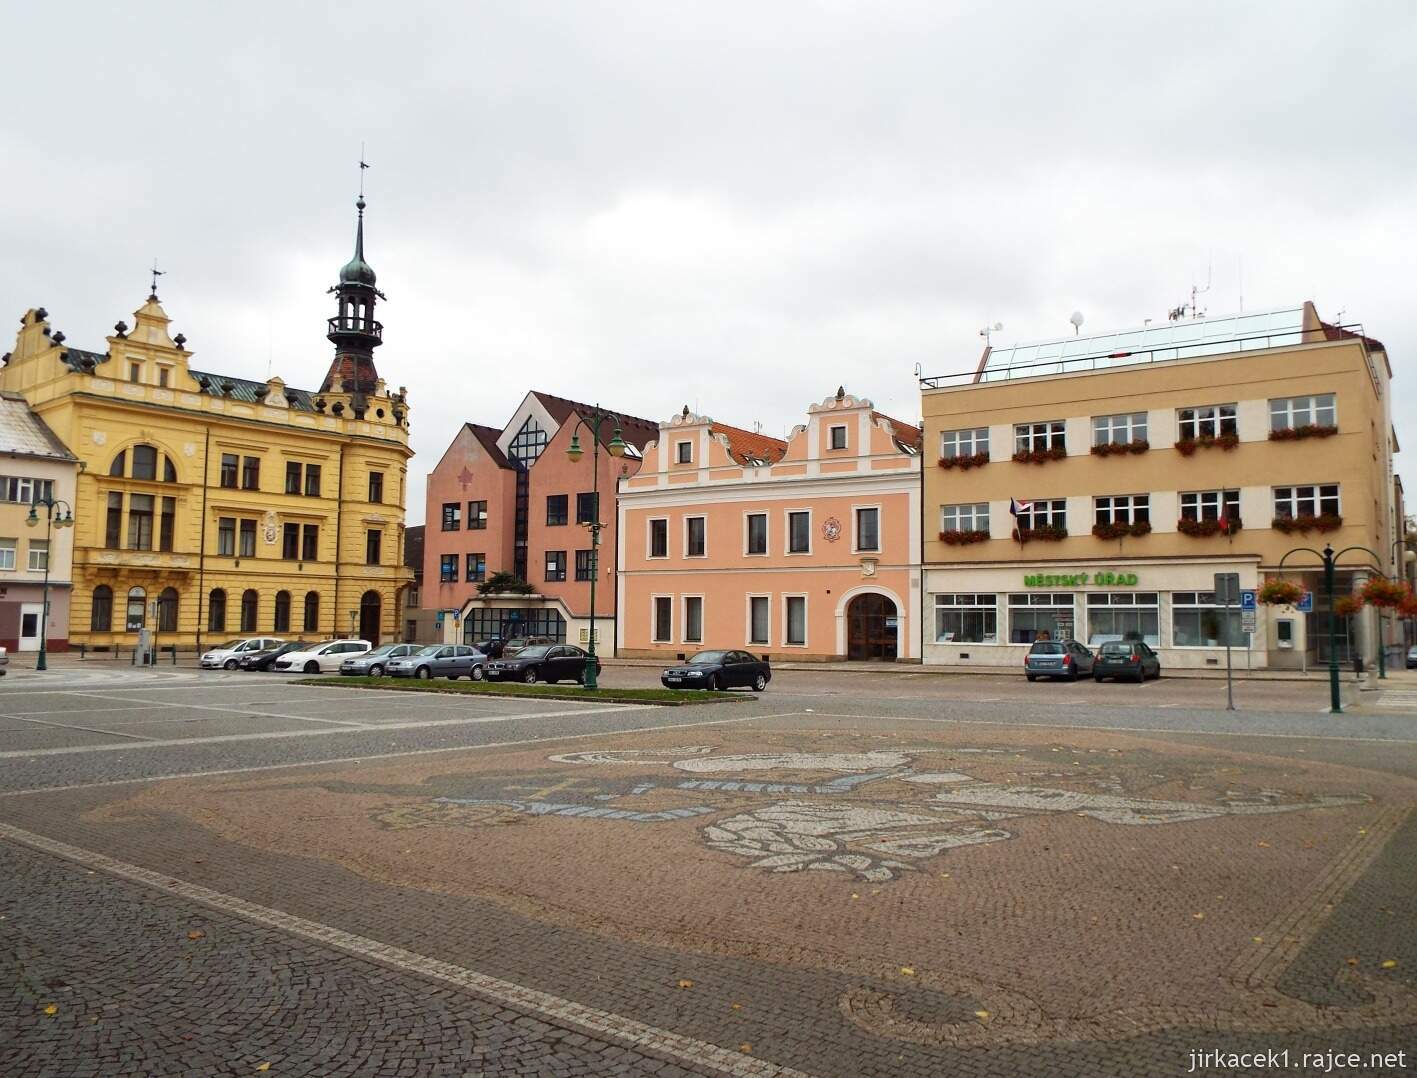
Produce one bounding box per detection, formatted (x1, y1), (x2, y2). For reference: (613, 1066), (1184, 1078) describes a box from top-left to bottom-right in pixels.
(565, 407), (626, 690)
(1277, 542), (1383, 713)
(26, 496), (74, 672)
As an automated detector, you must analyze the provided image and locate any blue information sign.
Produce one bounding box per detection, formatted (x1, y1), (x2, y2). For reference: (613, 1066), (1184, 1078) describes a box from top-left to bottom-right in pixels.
(1240, 590), (1256, 611)
(1296, 591), (1314, 613)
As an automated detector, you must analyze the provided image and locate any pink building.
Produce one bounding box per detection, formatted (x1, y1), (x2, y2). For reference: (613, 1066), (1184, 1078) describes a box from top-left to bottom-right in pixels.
(616, 390), (922, 661)
(423, 391), (657, 646)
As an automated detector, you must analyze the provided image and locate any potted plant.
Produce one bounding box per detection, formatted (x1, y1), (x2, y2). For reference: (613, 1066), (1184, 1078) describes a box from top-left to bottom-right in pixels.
(938, 451), (991, 471)
(939, 529), (991, 545)
(1091, 440), (1150, 457)
(476, 572), (535, 596)
(1268, 424), (1339, 442)
(1258, 579), (1305, 606)
(1174, 431), (1240, 456)
(1177, 516), (1242, 538)
(1013, 524), (1068, 543)
(1333, 594), (1364, 617)
(1360, 578), (1410, 609)
(1271, 513), (1343, 534)
(1011, 446), (1068, 465)
(1091, 520), (1152, 540)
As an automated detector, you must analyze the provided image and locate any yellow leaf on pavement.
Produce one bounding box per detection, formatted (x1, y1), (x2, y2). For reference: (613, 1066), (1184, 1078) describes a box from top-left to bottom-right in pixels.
(974, 1010), (990, 1021)
(187, 930), (205, 941)
(1252, 937), (1264, 944)
(255, 1064), (271, 1073)
(677, 979), (693, 989)
(739, 1043), (753, 1053)
(899, 966), (915, 976)
(1382, 960), (1398, 969)
(43, 1004), (57, 1016)
(1192, 913), (1205, 920)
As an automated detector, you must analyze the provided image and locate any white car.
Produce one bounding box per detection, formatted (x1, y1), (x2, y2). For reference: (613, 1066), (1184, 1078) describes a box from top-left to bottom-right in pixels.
(273, 638), (372, 674)
(201, 637), (284, 670)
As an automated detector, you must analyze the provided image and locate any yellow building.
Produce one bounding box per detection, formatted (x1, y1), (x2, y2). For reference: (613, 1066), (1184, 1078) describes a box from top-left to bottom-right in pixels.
(0, 196), (413, 650)
(920, 303), (1401, 671)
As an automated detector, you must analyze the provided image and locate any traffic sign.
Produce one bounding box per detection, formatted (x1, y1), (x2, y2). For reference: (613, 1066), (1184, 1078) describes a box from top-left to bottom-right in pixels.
(1240, 590), (1257, 611)
(1241, 610), (1257, 635)
(1214, 572), (1241, 604)
(1296, 591), (1314, 613)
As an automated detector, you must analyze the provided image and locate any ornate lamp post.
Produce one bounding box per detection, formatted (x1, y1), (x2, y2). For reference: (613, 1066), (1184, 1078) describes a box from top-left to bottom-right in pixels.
(26, 496), (74, 672)
(565, 407), (626, 690)
(1277, 542), (1384, 713)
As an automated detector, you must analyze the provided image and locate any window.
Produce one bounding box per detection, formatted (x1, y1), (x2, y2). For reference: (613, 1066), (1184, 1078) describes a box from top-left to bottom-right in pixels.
(941, 427), (989, 460)
(132, 444), (158, 481)
(1274, 485), (1340, 519)
(441, 503), (461, 531)
(748, 596), (770, 646)
(26, 539), (47, 572)
(282, 522), (299, 560)
(440, 554), (458, 582)
(303, 591), (320, 633)
(239, 518), (257, 558)
(304, 464), (321, 497)
(468, 500), (487, 530)
(787, 511), (811, 554)
(158, 366), (170, 389)
(1172, 591), (1248, 647)
(685, 516), (706, 557)
(157, 588), (179, 633)
(129, 361), (141, 383)
(934, 594), (997, 643)
(1180, 489), (1240, 521)
(1093, 412), (1148, 446)
(0, 538), (15, 570)
(0, 476), (53, 503)
(785, 596), (807, 645)
(1015, 499), (1066, 531)
(240, 589), (258, 633)
(367, 471), (383, 503)
(684, 596), (704, 643)
(286, 462), (302, 495)
(1007, 593), (1075, 644)
(940, 503), (989, 534)
(274, 591), (291, 633)
(545, 550), (566, 581)
(220, 454), (238, 489)
(466, 553), (486, 583)
(219, 517), (237, 557)
(106, 492), (124, 549)
(301, 524), (318, 561)
(1177, 404), (1237, 440)
(1094, 495), (1150, 526)
(576, 492), (598, 525)
(1015, 421), (1066, 454)
(546, 495), (569, 526)
(366, 529), (382, 565)
(855, 507), (880, 552)
(676, 441), (693, 464)
(208, 589), (227, 632)
(745, 513), (768, 555)
(507, 417), (549, 466)
(241, 456), (260, 491)
(127, 494), (154, 550)
(160, 497), (175, 552)
(653, 596), (673, 642)
(649, 519), (668, 558)
(1270, 394), (1335, 431)
(574, 549), (595, 582)
(91, 585), (113, 631)
(109, 451), (127, 477)
(1086, 592), (1159, 646)
(829, 425), (848, 450)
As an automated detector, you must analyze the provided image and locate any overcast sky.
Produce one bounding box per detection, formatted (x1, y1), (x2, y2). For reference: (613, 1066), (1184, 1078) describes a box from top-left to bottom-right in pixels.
(3, 1), (1413, 523)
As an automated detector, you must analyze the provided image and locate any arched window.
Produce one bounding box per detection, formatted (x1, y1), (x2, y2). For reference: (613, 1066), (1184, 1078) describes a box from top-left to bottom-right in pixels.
(303, 590), (320, 633)
(126, 586), (146, 631)
(91, 585), (113, 632)
(109, 450), (127, 477)
(163, 456), (177, 483)
(274, 590), (291, 633)
(132, 444), (158, 481)
(157, 588), (179, 632)
(240, 589), (258, 633)
(208, 588), (227, 632)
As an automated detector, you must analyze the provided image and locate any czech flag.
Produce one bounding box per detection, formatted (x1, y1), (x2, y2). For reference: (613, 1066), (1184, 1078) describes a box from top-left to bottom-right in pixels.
(1009, 498), (1033, 517)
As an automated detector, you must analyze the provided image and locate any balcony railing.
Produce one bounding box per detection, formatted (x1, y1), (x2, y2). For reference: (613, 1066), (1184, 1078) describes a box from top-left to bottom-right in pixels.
(327, 314), (384, 341)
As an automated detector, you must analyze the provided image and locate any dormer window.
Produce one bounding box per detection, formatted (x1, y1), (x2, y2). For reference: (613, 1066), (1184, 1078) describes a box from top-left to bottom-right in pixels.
(676, 441), (693, 464)
(158, 367), (170, 388)
(829, 425), (847, 451)
(129, 362), (142, 384)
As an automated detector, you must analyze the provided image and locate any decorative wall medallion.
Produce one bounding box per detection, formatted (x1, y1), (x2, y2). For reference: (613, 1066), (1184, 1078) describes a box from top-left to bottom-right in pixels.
(262, 511), (278, 545)
(822, 517), (843, 542)
(183, 442), (196, 457)
(860, 557), (879, 577)
(91, 431), (107, 446)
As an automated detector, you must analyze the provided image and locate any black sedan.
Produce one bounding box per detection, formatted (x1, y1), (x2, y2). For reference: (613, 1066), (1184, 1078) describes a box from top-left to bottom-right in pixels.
(238, 640), (311, 671)
(484, 644), (601, 685)
(1093, 640), (1162, 682)
(662, 650), (771, 692)
(472, 638), (506, 660)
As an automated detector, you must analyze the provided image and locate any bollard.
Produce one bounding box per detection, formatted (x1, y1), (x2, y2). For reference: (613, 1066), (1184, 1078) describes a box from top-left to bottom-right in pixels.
(78, 643), (86, 659)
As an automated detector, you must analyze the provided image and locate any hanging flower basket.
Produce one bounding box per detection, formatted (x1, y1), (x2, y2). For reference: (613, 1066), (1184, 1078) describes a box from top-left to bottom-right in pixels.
(1177, 516), (1243, 538)
(1360, 577), (1410, 609)
(938, 452), (991, 471)
(1091, 521), (1152, 540)
(939, 529), (991, 545)
(1011, 446), (1068, 465)
(1091, 440), (1150, 457)
(1268, 424), (1339, 442)
(1398, 593), (1417, 619)
(1258, 579), (1305, 606)
(1013, 525), (1068, 543)
(1174, 432), (1240, 456)
(1271, 513), (1343, 534)
(1333, 594), (1364, 617)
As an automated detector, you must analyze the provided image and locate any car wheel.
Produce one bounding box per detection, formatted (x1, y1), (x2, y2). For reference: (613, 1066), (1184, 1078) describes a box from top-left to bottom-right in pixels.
(752, 673), (768, 692)
(1026, 674), (1037, 682)
(707, 674), (722, 691)
(522, 667), (538, 684)
(224, 658), (239, 670)
(1094, 673), (1104, 682)
(1068, 669), (1078, 682)
(416, 665), (431, 680)
(369, 664), (384, 678)
(470, 665), (485, 681)
(574, 668), (586, 685)
(304, 661), (319, 674)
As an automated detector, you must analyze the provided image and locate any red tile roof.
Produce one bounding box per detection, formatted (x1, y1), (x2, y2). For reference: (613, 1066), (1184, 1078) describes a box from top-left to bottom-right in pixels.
(530, 391), (660, 450)
(872, 411), (923, 450)
(709, 422), (788, 465)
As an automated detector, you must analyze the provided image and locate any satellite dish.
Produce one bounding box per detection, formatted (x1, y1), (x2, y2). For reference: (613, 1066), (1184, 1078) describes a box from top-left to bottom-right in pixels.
(1069, 311), (1085, 329)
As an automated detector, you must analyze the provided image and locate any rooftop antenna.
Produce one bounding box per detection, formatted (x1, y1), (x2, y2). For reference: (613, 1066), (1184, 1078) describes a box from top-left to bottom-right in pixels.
(979, 320), (1003, 344)
(1069, 311), (1085, 335)
(1168, 259), (1214, 321)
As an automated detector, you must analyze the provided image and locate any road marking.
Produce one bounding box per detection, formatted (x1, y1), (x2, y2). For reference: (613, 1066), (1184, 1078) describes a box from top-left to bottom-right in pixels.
(61, 690), (370, 728)
(0, 711), (156, 742)
(0, 821), (811, 1078)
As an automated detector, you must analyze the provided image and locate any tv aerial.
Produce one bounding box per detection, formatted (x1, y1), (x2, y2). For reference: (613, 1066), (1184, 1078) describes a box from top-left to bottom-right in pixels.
(979, 321), (1003, 344)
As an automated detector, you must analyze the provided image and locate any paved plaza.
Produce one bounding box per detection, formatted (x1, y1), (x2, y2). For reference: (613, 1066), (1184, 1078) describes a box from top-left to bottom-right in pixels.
(2, 666), (1416, 1076)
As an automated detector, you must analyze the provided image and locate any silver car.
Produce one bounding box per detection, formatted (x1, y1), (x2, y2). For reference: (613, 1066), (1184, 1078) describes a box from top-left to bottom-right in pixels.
(340, 643), (423, 677)
(388, 644), (487, 680)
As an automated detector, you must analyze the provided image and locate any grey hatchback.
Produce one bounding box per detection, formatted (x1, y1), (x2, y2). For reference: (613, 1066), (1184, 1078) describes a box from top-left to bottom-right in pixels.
(1024, 639), (1095, 681)
(388, 644), (488, 680)
(340, 643), (423, 677)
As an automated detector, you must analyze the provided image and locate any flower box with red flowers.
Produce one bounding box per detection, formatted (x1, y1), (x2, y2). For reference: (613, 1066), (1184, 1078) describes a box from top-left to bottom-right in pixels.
(938, 452), (991, 471)
(1268, 424), (1338, 442)
(1271, 513), (1343, 534)
(1091, 521), (1152, 540)
(1090, 440), (1150, 457)
(1011, 446), (1068, 465)
(1176, 517), (1243, 538)
(939, 529), (991, 545)
(1174, 432), (1240, 456)
(1012, 524), (1068, 543)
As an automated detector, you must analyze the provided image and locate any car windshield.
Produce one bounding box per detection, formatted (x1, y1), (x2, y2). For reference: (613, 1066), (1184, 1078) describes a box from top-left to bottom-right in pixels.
(365, 644), (400, 657)
(1029, 642), (1065, 655)
(1100, 643), (1134, 656)
(517, 646), (551, 660)
(413, 645), (443, 656)
(216, 640), (244, 650)
(689, 651), (728, 664)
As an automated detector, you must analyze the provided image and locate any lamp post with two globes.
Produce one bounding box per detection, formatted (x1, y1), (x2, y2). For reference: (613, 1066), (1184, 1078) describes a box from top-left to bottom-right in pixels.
(565, 408), (627, 690)
(26, 495), (74, 672)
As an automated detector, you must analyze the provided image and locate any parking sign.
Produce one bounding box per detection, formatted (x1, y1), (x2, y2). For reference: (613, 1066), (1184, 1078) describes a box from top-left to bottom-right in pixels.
(1240, 590), (1256, 611)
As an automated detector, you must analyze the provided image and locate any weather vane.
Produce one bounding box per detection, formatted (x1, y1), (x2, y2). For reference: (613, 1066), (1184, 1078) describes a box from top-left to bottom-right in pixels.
(149, 259), (165, 299)
(359, 143), (369, 198)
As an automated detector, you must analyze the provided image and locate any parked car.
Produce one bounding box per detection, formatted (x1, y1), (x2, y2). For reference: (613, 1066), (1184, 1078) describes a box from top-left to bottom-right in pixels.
(273, 639), (372, 674)
(661, 650), (772, 692)
(501, 635), (555, 658)
(239, 640), (311, 671)
(1408, 645), (1417, 670)
(1024, 639), (1095, 681)
(0, 645), (7, 676)
(201, 637), (284, 670)
(340, 642), (424, 677)
(1093, 640), (1162, 682)
(471, 638), (506, 660)
(485, 644), (600, 684)
(388, 644), (488, 680)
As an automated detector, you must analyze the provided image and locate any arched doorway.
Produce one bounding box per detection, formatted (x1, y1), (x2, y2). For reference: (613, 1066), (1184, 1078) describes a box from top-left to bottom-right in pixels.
(359, 590), (381, 645)
(846, 592), (898, 660)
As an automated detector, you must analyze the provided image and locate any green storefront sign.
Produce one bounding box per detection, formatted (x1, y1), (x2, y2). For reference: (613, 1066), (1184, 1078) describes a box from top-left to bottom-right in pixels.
(1023, 571), (1140, 588)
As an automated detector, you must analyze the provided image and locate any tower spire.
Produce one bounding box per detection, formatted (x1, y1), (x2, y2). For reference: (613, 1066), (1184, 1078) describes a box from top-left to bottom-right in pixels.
(322, 164), (383, 396)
